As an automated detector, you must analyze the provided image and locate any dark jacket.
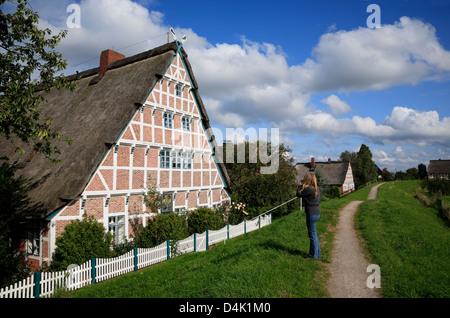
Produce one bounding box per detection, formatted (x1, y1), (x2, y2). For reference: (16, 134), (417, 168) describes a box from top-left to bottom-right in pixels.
(296, 186), (321, 215)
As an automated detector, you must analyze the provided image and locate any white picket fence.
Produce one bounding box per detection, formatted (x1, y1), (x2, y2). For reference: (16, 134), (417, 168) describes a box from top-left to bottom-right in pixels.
(0, 212), (271, 298)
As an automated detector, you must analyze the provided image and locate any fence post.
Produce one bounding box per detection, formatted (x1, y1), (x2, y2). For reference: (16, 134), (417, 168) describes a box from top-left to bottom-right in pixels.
(206, 230), (209, 251)
(227, 224), (229, 240)
(91, 258), (96, 284)
(259, 216), (261, 229)
(33, 272), (41, 298)
(167, 239), (170, 260)
(134, 247), (138, 271)
(194, 233), (197, 252)
(244, 220), (246, 234)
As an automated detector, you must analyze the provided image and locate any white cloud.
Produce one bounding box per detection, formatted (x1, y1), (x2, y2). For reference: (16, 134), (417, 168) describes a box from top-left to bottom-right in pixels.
(382, 106), (450, 145)
(320, 94), (351, 116)
(291, 16), (450, 93)
(29, 1), (450, 165)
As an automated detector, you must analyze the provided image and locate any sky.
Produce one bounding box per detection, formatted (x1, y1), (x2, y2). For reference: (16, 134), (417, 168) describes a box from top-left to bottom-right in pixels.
(5, 0), (450, 172)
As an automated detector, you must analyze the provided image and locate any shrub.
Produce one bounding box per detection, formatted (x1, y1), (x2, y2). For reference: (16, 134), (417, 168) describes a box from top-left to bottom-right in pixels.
(226, 202), (250, 225)
(51, 214), (114, 271)
(187, 207), (225, 234)
(329, 186), (341, 198)
(135, 213), (188, 248)
(422, 178), (450, 195)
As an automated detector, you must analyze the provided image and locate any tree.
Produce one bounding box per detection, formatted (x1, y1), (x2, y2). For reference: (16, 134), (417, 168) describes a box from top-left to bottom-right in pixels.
(1, 0), (76, 163)
(418, 163), (427, 180)
(340, 144), (378, 188)
(0, 158), (42, 287)
(406, 167), (419, 180)
(223, 141), (298, 218)
(50, 214), (114, 271)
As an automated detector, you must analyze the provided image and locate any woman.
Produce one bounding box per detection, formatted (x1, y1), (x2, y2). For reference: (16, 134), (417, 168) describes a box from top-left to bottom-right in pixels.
(296, 172), (321, 259)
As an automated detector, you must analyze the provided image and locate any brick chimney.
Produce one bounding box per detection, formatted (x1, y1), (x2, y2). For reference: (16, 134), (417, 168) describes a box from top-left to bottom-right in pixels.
(99, 49), (125, 74)
(310, 157), (315, 171)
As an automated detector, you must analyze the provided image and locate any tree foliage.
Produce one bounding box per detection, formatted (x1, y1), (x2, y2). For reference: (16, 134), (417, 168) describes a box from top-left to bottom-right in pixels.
(50, 214), (114, 271)
(0, 0), (77, 163)
(340, 144), (378, 188)
(0, 158), (40, 287)
(135, 213), (188, 248)
(223, 141), (298, 218)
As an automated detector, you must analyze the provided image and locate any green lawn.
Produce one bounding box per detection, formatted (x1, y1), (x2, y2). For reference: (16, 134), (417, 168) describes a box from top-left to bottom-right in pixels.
(68, 208), (330, 298)
(62, 181), (450, 298)
(356, 180), (450, 298)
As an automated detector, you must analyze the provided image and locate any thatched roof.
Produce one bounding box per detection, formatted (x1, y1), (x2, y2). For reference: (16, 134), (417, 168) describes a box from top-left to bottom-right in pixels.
(0, 41), (230, 217)
(428, 159), (450, 174)
(295, 161), (351, 186)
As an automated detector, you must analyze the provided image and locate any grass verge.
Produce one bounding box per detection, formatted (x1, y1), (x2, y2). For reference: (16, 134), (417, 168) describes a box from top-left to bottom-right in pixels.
(356, 180), (450, 298)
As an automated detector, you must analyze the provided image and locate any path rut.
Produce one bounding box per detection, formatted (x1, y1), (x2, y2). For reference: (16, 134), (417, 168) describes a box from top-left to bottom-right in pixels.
(326, 183), (384, 298)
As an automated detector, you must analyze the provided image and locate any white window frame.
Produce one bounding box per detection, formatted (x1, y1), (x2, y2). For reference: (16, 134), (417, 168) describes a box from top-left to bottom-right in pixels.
(182, 117), (190, 132)
(175, 84), (182, 97)
(108, 215), (126, 244)
(159, 150), (170, 168)
(182, 152), (192, 169)
(163, 112), (173, 129)
(172, 151), (182, 169)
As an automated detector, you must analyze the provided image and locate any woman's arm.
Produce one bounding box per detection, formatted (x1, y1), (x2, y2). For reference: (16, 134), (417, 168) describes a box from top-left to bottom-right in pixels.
(296, 185), (312, 198)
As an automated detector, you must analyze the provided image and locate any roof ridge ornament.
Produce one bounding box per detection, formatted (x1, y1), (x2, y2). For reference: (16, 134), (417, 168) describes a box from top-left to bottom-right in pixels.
(169, 27), (187, 52)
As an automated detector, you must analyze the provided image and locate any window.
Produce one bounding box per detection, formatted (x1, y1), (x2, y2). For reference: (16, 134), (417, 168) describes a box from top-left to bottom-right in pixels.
(161, 193), (173, 214)
(108, 216), (125, 244)
(27, 222), (40, 256)
(182, 117), (190, 131)
(160, 150), (170, 168)
(175, 84), (182, 97)
(172, 151), (182, 169)
(183, 152), (192, 169)
(175, 207), (186, 215)
(164, 112), (173, 128)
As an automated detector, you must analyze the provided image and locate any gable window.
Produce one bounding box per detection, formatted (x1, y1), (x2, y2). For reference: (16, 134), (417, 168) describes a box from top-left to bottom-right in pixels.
(160, 150), (170, 168)
(164, 112), (173, 128)
(183, 152), (192, 169)
(108, 215), (125, 244)
(175, 84), (182, 97)
(161, 193), (173, 214)
(172, 151), (182, 169)
(182, 117), (190, 132)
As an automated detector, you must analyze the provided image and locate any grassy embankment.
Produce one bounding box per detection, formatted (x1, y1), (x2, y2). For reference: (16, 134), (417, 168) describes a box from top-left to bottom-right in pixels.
(65, 181), (449, 298)
(356, 180), (450, 298)
(65, 183), (377, 298)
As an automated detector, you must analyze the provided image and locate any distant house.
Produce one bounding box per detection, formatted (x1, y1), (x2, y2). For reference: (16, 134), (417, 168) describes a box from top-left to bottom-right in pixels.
(295, 158), (355, 195)
(428, 159), (450, 180)
(0, 41), (231, 270)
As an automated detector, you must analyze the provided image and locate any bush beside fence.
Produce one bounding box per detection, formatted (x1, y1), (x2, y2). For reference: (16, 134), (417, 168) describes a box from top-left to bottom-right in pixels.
(0, 212), (272, 298)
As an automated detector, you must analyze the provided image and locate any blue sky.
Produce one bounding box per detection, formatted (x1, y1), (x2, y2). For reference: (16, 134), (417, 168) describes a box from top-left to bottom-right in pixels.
(10, 0), (450, 172)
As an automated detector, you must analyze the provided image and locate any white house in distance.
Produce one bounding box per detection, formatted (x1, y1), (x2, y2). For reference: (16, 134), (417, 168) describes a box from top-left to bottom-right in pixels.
(295, 157), (355, 195)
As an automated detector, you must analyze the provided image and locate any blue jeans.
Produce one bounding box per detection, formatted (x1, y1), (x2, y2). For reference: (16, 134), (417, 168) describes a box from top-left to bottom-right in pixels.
(306, 214), (320, 258)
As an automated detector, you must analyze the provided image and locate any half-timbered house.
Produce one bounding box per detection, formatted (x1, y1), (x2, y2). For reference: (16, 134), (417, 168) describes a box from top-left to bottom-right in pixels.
(1, 41), (231, 269)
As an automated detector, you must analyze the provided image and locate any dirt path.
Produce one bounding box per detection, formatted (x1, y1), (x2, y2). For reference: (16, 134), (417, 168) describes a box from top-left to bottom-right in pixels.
(326, 183), (384, 298)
